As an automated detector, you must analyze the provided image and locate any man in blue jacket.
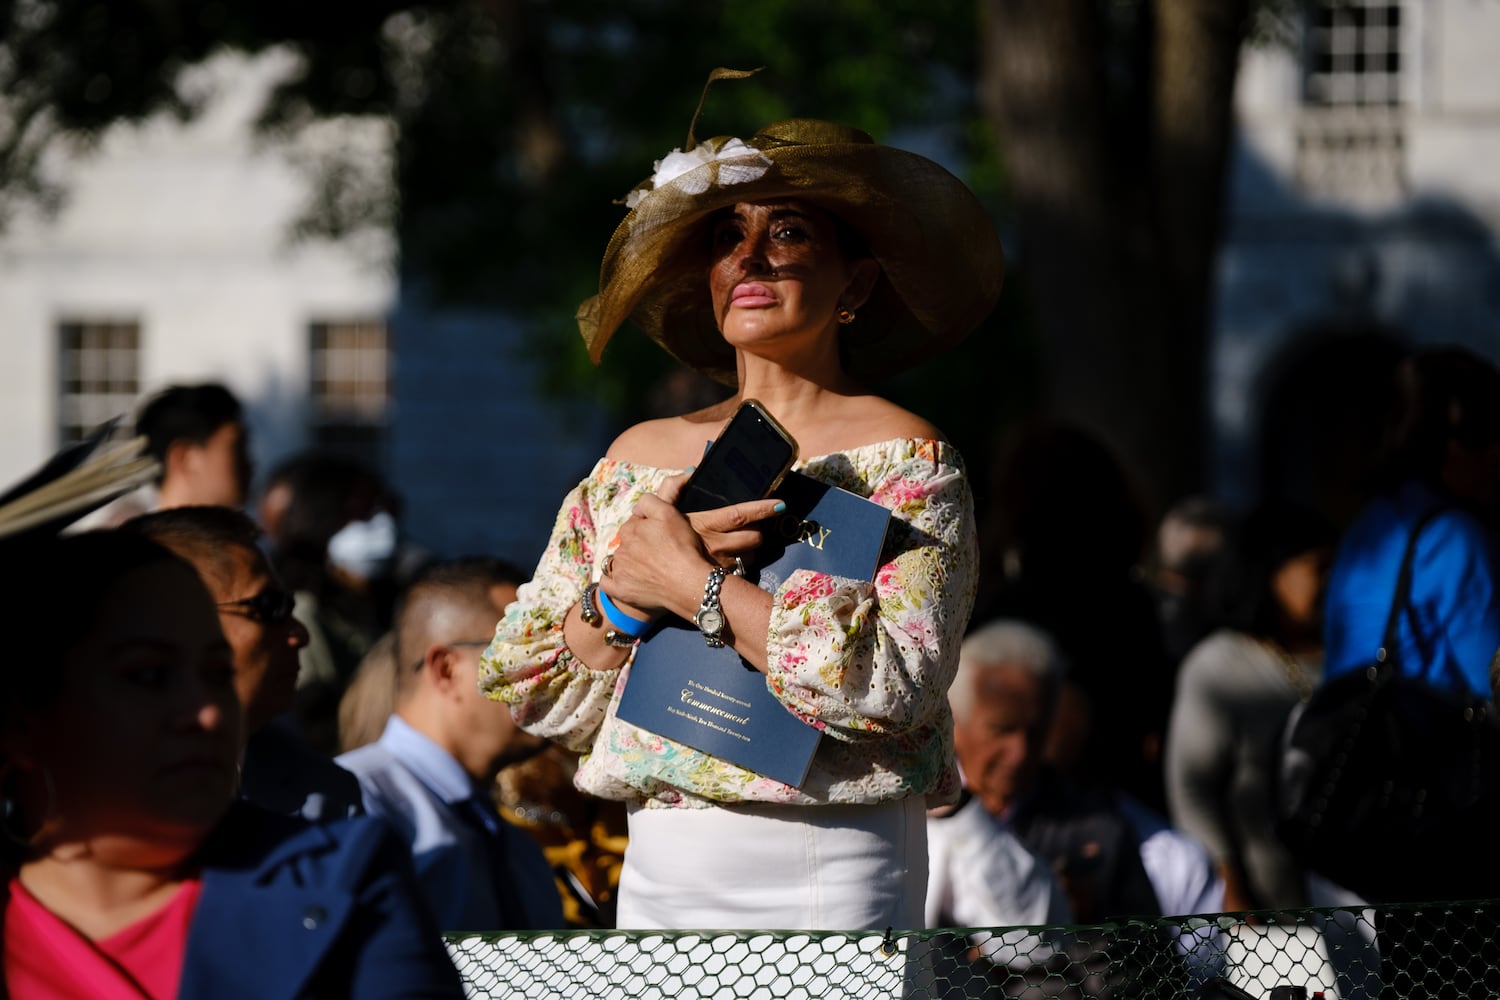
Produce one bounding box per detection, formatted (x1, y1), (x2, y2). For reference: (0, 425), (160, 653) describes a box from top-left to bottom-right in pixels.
(339, 558), (563, 932)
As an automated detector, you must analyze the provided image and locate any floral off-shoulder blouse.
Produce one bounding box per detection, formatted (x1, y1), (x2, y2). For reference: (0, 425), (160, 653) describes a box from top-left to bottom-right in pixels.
(478, 437), (978, 810)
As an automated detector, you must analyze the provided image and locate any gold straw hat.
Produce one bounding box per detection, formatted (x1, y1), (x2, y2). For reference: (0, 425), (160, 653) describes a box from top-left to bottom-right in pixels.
(577, 116), (1005, 385)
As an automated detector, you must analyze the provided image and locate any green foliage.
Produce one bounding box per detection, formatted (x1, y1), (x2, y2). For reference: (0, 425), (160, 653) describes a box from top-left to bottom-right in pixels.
(2, 0), (1037, 433)
(371, 0), (997, 424)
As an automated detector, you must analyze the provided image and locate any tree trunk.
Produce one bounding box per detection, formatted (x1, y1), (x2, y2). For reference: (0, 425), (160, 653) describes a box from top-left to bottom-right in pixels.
(482, 0), (568, 184)
(1150, 0), (1251, 502)
(980, 0), (1250, 515)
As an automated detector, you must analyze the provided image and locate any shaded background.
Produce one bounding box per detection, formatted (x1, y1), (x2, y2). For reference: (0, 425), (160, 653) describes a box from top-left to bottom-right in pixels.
(2, 0), (1499, 574)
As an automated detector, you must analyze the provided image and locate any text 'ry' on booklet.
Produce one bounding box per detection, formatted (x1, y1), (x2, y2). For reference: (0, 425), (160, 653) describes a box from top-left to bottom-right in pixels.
(615, 471), (892, 787)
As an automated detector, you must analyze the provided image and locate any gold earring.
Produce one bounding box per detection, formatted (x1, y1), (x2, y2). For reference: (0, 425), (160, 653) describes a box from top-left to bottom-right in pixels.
(836, 308), (856, 325)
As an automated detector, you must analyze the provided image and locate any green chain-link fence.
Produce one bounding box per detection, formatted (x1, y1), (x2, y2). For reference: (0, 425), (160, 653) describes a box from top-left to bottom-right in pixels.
(445, 899), (1500, 999)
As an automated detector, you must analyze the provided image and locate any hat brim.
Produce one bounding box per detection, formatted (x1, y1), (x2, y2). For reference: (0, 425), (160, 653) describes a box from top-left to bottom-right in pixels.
(578, 124), (1005, 385)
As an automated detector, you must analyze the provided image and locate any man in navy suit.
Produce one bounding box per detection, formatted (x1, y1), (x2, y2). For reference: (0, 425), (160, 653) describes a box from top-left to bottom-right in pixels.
(338, 558), (563, 931)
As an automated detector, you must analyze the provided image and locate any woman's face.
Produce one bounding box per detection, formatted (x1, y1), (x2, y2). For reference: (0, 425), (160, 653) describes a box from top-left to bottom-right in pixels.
(706, 200), (876, 360)
(1272, 545), (1333, 633)
(18, 559), (242, 853)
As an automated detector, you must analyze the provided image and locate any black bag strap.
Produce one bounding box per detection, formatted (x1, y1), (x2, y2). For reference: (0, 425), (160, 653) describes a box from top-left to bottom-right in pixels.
(1372, 506), (1445, 675)
(1287, 506), (1476, 842)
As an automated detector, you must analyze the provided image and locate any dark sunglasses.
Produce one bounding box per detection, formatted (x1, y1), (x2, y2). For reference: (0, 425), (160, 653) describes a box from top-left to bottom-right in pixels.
(217, 588), (298, 625)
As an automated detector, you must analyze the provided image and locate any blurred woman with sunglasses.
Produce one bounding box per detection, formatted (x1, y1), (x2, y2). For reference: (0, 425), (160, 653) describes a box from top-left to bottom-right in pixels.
(0, 531), (462, 999)
(126, 505), (366, 822)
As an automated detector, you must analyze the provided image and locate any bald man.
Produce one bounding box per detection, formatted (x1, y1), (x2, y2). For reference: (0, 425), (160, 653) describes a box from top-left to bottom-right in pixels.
(336, 558), (562, 931)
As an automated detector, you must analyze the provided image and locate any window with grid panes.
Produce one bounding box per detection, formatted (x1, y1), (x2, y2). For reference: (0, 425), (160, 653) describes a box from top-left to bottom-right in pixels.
(309, 319), (390, 468)
(1295, 0), (1405, 202)
(57, 320), (141, 446)
(1305, 0), (1402, 107)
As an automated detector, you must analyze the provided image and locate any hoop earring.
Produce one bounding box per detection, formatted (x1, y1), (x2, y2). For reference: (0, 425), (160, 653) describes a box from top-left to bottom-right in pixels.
(836, 308), (856, 325)
(1, 766), (56, 849)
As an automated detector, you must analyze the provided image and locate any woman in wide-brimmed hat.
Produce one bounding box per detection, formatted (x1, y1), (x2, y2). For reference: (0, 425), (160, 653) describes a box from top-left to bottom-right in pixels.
(481, 111), (1003, 930)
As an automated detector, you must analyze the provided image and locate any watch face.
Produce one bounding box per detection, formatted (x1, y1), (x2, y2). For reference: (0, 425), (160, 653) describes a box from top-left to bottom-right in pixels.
(696, 608), (725, 635)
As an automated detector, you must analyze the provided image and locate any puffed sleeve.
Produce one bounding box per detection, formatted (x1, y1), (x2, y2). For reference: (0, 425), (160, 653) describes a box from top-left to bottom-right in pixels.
(478, 462), (629, 753)
(763, 440), (978, 740)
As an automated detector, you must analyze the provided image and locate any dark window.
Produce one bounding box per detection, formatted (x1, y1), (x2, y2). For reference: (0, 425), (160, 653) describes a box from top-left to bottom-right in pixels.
(1304, 1), (1402, 107)
(309, 319), (390, 469)
(57, 320), (140, 446)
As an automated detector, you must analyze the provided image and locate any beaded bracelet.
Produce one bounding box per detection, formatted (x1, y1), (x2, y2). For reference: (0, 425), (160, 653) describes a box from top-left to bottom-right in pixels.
(579, 582), (603, 627)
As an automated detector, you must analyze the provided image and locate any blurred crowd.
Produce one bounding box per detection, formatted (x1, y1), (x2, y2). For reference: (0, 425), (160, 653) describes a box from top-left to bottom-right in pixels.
(1, 341), (1496, 994)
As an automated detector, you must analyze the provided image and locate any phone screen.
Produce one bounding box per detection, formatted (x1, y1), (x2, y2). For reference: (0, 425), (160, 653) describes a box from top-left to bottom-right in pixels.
(676, 402), (798, 514)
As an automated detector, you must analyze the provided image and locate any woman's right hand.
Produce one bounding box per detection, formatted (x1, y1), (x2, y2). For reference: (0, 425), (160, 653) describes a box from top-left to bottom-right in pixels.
(602, 476), (783, 622)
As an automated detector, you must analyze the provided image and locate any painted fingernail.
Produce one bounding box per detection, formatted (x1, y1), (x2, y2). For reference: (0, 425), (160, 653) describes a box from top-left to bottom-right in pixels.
(773, 501), (787, 512)
(685, 465), (696, 474)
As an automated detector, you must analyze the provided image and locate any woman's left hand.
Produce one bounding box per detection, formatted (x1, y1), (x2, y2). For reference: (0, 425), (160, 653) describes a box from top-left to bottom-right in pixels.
(659, 472), (780, 569)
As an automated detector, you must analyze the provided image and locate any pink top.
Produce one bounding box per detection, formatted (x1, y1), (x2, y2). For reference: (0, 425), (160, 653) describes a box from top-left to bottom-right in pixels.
(5, 876), (203, 1000)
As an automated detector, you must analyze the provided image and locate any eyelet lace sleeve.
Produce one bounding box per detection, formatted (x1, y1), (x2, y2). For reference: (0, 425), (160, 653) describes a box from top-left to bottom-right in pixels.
(478, 460), (667, 753)
(480, 442), (978, 809)
(763, 439), (978, 746)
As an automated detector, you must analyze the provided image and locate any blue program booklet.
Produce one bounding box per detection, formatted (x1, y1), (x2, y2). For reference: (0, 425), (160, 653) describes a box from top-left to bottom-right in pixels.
(615, 471), (892, 787)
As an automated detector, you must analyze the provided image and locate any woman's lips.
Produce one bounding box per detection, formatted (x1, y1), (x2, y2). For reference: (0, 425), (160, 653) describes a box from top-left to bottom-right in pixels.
(731, 283), (777, 307)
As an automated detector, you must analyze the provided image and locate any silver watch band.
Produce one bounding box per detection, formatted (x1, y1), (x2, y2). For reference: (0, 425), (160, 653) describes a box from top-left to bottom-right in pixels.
(694, 566), (728, 648)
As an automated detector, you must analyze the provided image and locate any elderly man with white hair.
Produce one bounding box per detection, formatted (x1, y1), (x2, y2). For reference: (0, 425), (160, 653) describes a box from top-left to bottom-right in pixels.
(927, 622), (1071, 931)
(942, 619), (1221, 925)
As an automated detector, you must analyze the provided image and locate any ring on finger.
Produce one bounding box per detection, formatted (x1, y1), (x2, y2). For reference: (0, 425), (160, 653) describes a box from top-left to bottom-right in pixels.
(602, 554), (614, 577)
(732, 557), (747, 577)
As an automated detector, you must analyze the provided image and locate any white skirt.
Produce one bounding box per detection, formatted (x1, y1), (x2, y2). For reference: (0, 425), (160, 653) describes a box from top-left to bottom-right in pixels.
(615, 797), (928, 931)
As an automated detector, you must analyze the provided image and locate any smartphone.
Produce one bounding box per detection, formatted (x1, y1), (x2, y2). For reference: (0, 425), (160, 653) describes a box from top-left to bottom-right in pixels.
(675, 400), (799, 515)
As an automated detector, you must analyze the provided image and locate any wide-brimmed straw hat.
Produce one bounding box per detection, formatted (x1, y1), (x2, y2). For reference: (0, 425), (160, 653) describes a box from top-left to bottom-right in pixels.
(576, 117), (1005, 385)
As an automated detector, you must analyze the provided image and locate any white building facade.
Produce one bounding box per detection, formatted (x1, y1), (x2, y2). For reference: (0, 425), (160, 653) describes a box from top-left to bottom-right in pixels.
(1214, 0), (1500, 514)
(0, 51), (606, 566)
(6, 3), (1500, 555)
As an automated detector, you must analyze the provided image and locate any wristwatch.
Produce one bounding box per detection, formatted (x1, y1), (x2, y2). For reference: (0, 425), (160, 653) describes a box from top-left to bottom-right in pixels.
(693, 566), (728, 648)
(580, 584), (637, 648)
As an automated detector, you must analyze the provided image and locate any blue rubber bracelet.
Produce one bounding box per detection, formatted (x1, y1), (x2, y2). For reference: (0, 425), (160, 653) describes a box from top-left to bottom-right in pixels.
(595, 587), (651, 638)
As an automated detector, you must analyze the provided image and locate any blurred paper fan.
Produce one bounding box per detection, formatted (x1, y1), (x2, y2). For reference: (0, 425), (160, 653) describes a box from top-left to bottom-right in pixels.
(0, 418), (159, 542)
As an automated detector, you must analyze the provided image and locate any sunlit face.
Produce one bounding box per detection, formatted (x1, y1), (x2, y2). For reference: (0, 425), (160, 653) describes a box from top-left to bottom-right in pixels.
(183, 420), (252, 508)
(1271, 545), (1333, 633)
(706, 200), (873, 360)
(22, 560), (242, 850)
(257, 479), (293, 545)
(952, 664), (1052, 817)
(211, 544), (309, 732)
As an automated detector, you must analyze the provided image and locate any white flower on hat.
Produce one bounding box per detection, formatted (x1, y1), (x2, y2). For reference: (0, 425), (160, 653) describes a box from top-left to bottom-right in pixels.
(625, 138), (772, 209)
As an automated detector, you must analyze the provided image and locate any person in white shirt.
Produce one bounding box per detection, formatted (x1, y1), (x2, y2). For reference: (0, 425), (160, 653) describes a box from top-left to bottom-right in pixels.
(927, 793), (1071, 930)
